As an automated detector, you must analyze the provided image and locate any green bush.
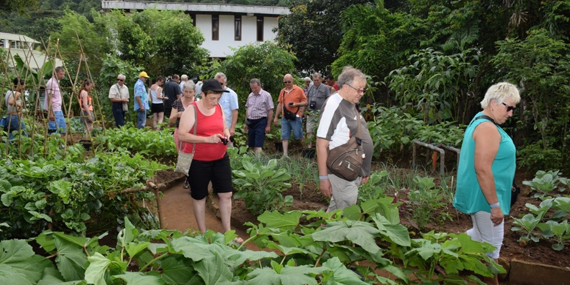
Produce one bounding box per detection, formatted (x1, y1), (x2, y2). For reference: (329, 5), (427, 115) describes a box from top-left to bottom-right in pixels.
(232, 159), (293, 215)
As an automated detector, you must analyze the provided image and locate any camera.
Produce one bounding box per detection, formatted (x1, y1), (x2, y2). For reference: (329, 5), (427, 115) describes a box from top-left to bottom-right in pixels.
(309, 101), (317, 110)
(221, 137), (229, 145)
(288, 102), (294, 106)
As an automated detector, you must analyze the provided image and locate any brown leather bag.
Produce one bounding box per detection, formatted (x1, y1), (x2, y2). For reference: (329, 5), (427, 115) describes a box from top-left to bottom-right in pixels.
(326, 107), (364, 181)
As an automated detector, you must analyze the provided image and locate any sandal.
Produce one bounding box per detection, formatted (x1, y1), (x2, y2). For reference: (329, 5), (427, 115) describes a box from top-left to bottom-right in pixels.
(183, 181), (190, 189)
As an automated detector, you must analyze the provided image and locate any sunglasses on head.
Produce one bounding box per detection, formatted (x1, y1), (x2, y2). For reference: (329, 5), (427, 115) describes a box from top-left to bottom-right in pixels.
(501, 102), (515, 112)
(283, 81), (292, 84)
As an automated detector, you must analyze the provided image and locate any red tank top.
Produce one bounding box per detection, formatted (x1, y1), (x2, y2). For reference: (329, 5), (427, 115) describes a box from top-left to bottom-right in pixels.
(182, 102), (227, 161)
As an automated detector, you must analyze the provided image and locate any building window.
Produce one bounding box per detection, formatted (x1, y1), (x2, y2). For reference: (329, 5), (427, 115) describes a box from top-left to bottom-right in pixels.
(212, 15), (219, 41)
(234, 15), (242, 41)
(256, 16), (264, 42)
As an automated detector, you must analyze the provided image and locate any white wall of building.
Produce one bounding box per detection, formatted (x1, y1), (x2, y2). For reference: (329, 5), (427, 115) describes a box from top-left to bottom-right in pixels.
(197, 14), (280, 58)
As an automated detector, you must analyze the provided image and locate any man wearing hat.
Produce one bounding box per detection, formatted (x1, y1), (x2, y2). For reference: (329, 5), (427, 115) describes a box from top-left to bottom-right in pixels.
(134, 71), (150, 129)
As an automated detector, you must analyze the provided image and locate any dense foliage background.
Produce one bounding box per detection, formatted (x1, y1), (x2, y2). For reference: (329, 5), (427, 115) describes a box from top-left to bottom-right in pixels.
(1, 0), (569, 172)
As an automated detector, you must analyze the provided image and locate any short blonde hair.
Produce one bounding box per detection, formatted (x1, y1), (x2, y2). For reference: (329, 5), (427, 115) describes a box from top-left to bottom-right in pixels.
(480, 82), (521, 109)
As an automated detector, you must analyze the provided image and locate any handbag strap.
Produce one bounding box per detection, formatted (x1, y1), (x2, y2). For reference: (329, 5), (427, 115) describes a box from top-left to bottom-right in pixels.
(281, 90), (299, 115)
(179, 104), (197, 153)
(473, 114), (498, 126)
(354, 105), (362, 141)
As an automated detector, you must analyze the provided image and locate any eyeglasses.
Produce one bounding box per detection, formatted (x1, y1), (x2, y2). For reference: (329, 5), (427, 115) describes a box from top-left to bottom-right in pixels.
(346, 83), (366, 94)
(501, 102), (515, 112)
(117, 79), (124, 82)
(283, 81), (292, 84)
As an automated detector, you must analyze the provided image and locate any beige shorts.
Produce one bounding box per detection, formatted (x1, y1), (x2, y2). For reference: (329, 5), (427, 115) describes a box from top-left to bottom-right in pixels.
(306, 112), (317, 134)
(327, 174), (362, 212)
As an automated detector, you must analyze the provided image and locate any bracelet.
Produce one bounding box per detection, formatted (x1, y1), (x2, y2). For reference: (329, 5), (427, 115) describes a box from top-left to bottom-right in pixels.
(490, 202), (500, 209)
(319, 175), (329, 180)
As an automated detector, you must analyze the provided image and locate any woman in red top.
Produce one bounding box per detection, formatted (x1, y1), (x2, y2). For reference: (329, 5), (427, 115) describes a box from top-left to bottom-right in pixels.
(178, 79), (233, 234)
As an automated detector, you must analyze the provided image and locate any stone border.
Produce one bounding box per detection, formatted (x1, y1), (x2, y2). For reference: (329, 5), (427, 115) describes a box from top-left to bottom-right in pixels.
(507, 259), (570, 285)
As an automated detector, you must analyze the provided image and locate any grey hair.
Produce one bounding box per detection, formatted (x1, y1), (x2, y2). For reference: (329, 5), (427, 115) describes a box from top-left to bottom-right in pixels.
(117, 74), (126, 80)
(183, 81), (196, 92)
(181, 74), (188, 80)
(312, 72), (322, 79)
(480, 82), (521, 109)
(337, 66), (366, 88)
(214, 72), (227, 82)
(250, 78), (261, 86)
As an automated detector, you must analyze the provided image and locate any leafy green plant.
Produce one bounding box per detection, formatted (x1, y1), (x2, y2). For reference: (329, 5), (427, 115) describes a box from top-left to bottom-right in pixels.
(407, 176), (446, 229)
(537, 220), (570, 251)
(0, 196), (503, 285)
(0, 149), (164, 239)
(512, 213), (544, 243)
(358, 170), (389, 203)
(94, 126), (177, 158)
(523, 170), (568, 197)
(232, 159), (293, 215)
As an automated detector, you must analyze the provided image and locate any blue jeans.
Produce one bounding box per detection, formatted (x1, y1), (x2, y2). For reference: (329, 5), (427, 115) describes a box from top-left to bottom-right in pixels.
(48, 111), (66, 134)
(281, 117), (303, 140)
(247, 117), (267, 148)
(4, 115), (26, 140)
(112, 102), (125, 128)
(136, 110), (146, 129)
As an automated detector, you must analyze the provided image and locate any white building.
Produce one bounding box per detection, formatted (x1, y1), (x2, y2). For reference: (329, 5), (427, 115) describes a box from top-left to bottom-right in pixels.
(0, 32), (63, 71)
(101, 1), (290, 58)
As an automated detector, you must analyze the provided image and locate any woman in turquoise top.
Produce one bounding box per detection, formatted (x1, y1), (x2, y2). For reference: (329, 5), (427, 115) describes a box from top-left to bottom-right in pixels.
(453, 82), (520, 285)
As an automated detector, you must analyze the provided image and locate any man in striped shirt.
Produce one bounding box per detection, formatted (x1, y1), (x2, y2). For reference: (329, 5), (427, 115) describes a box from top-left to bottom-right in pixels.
(244, 78), (274, 156)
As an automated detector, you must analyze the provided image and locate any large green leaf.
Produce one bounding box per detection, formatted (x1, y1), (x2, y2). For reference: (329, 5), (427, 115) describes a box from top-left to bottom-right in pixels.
(372, 214), (411, 247)
(0, 264), (34, 285)
(247, 264), (324, 285)
(193, 254), (236, 285)
(37, 266), (83, 285)
(85, 253), (111, 285)
(311, 220), (381, 254)
(54, 234), (88, 281)
(118, 217), (138, 247)
(257, 211), (302, 230)
(115, 272), (165, 285)
(160, 255), (203, 285)
(0, 240), (54, 284)
(321, 257), (368, 285)
(47, 180), (73, 204)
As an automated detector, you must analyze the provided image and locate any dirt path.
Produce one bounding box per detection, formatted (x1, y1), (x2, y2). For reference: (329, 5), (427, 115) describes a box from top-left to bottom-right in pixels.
(158, 180), (254, 248)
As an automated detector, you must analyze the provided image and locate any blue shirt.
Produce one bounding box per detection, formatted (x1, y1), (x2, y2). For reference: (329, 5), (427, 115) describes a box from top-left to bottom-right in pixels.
(453, 112), (516, 215)
(134, 79), (149, 111)
(219, 87), (239, 128)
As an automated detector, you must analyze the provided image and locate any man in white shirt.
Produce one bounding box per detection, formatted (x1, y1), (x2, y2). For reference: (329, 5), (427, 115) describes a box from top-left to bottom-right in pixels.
(108, 74), (130, 127)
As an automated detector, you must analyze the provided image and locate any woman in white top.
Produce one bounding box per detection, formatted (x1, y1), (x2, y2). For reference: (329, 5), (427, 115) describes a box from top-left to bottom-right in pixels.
(4, 77), (26, 140)
(150, 76), (167, 129)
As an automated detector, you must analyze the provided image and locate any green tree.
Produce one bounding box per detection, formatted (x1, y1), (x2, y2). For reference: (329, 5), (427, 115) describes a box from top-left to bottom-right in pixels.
(277, 0), (374, 74)
(220, 42), (296, 105)
(50, 10), (112, 79)
(493, 28), (570, 170)
(130, 9), (208, 76)
(0, 0), (38, 15)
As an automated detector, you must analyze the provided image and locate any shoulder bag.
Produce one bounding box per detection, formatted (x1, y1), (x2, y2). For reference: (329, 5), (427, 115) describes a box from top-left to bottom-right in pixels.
(474, 114), (520, 206)
(175, 105), (197, 175)
(326, 106), (365, 181)
(281, 90), (299, 120)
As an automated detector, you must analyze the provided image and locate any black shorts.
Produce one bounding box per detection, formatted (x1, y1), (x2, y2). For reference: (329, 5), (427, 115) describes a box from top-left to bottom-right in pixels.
(188, 153), (233, 200)
(151, 103), (164, 113)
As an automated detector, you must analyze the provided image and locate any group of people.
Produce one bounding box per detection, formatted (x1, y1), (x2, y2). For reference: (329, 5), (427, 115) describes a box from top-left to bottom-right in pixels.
(3, 63), (520, 284)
